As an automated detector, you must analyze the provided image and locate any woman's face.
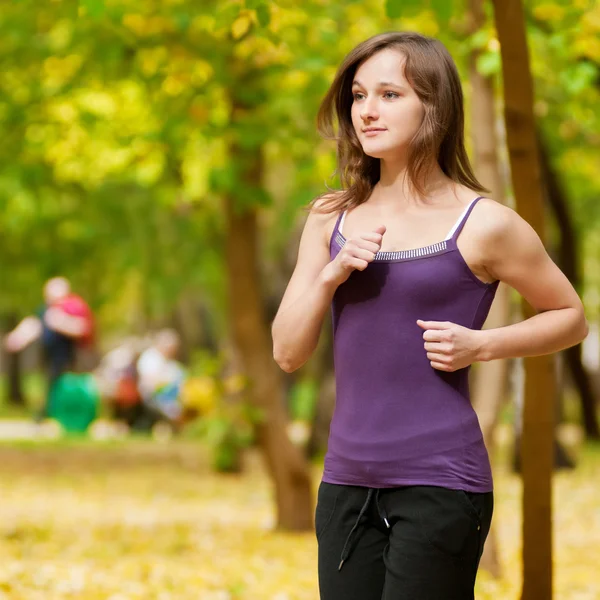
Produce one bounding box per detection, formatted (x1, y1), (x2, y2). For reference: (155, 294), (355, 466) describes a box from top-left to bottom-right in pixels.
(351, 48), (425, 160)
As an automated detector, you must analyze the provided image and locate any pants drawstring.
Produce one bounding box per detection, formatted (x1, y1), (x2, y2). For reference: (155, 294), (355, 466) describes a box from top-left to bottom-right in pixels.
(338, 489), (391, 571)
(338, 489), (374, 571)
(375, 489), (390, 529)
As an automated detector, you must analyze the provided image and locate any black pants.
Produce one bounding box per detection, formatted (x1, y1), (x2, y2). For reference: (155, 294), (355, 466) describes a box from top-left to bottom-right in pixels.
(316, 482), (493, 600)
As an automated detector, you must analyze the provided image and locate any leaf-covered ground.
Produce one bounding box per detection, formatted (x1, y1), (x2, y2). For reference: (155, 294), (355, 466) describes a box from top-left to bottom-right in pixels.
(0, 434), (598, 599)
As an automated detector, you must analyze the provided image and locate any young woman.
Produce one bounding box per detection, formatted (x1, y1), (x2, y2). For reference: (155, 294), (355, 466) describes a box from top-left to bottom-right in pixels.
(272, 31), (587, 599)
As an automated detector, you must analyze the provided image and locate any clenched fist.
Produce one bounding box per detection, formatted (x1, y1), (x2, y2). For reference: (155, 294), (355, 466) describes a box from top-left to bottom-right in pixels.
(326, 225), (386, 286)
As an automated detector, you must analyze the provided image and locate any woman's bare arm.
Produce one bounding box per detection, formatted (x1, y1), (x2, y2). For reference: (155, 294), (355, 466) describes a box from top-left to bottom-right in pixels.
(272, 198), (386, 372)
(271, 205), (338, 372)
(420, 202), (588, 372)
(477, 204), (588, 360)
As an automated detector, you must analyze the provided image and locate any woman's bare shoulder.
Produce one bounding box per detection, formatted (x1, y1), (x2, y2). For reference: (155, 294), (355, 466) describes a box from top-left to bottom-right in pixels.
(309, 190), (345, 245)
(471, 198), (523, 236)
(469, 197), (541, 263)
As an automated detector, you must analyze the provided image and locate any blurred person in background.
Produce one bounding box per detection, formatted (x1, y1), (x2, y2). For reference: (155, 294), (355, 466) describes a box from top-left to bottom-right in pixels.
(96, 336), (146, 429)
(135, 328), (186, 430)
(4, 276), (95, 420)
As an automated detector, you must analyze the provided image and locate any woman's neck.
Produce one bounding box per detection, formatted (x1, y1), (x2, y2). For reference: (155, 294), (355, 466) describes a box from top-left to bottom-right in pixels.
(374, 159), (454, 207)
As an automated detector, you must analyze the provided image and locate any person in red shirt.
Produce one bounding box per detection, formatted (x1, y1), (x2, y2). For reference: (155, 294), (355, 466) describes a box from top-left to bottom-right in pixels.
(5, 277), (95, 419)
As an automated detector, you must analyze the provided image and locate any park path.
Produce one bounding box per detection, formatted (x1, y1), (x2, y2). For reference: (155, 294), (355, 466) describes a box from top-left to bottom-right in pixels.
(0, 419), (39, 440)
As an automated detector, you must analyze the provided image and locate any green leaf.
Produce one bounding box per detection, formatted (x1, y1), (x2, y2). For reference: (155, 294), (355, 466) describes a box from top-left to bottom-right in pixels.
(431, 0), (453, 22)
(296, 55), (328, 72)
(256, 4), (270, 28)
(230, 186), (272, 213)
(561, 63), (598, 96)
(209, 165), (238, 194)
(174, 12), (191, 32)
(81, 0), (105, 18)
(476, 50), (500, 77)
(385, 0), (402, 19)
(215, 4), (242, 31)
(385, 0), (422, 19)
(468, 29), (489, 51)
(290, 378), (318, 421)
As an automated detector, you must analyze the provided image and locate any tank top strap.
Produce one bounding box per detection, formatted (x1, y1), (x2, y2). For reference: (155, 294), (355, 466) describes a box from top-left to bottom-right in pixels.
(448, 196), (485, 241)
(333, 210), (345, 235)
(330, 210), (345, 247)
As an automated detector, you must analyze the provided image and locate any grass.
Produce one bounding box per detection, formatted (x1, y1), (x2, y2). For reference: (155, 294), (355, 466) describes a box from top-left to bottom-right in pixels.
(0, 431), (599, 599)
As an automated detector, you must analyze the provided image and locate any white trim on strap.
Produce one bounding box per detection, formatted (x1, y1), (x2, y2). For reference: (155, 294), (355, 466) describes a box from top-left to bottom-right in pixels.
(444, 197), (478, 240)
(339, 211), (348, 236)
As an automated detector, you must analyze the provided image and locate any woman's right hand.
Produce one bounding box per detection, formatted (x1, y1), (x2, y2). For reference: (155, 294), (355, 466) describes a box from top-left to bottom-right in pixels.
(324, 224), (386, 286)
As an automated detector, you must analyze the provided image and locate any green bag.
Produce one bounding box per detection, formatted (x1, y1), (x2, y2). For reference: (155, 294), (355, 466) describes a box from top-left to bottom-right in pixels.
(48, 373), (100, 433)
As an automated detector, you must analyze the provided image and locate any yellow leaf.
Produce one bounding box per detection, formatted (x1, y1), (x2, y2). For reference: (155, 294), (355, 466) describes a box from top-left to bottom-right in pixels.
(122, 13), (146, 36)
(533, 4), (565, 21)
(582, 9), (600, 32)
(574, 37), (600, 62)
(231, 14), (252, 40)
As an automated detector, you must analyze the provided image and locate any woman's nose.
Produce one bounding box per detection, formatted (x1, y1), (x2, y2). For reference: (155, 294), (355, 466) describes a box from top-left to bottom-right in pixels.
(360, 98), (379, 121)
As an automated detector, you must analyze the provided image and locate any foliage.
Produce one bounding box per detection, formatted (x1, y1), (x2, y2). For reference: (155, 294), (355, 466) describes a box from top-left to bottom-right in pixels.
(289, 377), (318, 422)
(0, 0), (599, 335)
(181, 350), (259, 472)
(0, 433), (599, 598)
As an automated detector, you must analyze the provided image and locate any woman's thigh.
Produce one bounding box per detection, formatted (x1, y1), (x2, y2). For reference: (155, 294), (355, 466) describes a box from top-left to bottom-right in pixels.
(381, 486), (494, 600)
(316, 482), (388, 600)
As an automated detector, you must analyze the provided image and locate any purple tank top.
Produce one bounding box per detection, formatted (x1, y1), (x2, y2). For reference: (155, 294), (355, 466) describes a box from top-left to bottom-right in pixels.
(323, 196), (498, 492)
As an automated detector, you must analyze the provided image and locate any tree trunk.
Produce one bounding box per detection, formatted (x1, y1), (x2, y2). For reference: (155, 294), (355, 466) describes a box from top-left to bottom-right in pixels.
(512, 352), (575, 473)
(564, 345), (599, 437)
(470, 294), (510, 451)
(492, 1), (555, 598)
(509, 135), (580, 469)
(538, 133), (600, 440)
(466, 0), (511, 578)
(306, 316), (336, 458)
(3, 314), (26, 406)
(224, 142), (313, 531)
(171, 291), (213, 365)
(470, 293), (509, 580)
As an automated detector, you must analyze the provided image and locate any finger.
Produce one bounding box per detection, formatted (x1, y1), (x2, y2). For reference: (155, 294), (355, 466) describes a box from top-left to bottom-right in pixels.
(352, 248), (377, 263)
(354, 240), (381, 254)
(350, 258), (370, 271)
(430, 361), (452, 372)
(341, 250), (372, 269)
(417, 320), (453, 330)
(424, 342), (449, 353)
(358, 232), (384, 245)
(423, 330), (445, 342)
(427, 352), (448, 362)
(372, 224), (386, 235)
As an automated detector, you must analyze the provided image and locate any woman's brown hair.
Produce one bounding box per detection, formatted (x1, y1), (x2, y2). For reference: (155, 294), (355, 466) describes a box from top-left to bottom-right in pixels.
(313, 31), (487, 214)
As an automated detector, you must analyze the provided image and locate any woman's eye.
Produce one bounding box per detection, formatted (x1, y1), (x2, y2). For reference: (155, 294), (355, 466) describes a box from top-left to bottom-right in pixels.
(353, 91), (398, 101)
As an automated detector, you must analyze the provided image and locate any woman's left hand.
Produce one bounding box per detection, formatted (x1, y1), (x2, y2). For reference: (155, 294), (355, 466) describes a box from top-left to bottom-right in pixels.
(417, 320), (484, 372)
